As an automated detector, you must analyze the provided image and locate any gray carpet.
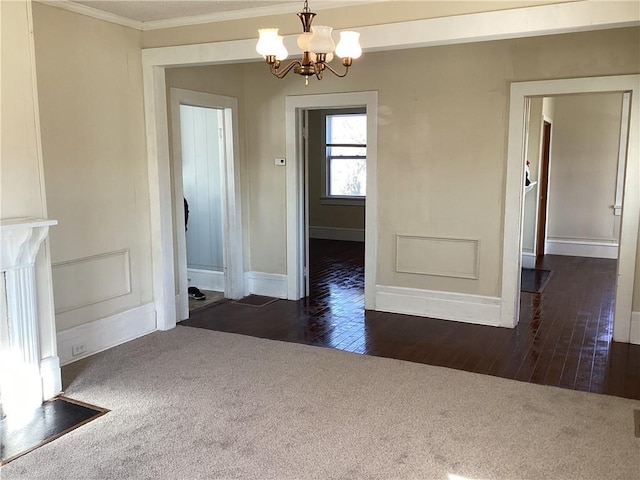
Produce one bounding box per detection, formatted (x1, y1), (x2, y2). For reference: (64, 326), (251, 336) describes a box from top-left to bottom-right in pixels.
(3, 327), (639, 479)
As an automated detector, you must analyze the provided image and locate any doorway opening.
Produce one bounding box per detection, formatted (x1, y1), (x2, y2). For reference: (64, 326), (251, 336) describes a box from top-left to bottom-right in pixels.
(301, 107), (367, 335)
(285, 91), (378, 310)
(502, 75), (639, 345)
(169, 88), (244, 321)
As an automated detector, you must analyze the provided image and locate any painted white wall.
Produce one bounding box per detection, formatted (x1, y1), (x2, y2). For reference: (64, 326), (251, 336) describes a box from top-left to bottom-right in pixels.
(1, 0), (60, 392)
(181, 105), (224, 272)
(547, 93), (623, 252)
(32, 2), (153, 337)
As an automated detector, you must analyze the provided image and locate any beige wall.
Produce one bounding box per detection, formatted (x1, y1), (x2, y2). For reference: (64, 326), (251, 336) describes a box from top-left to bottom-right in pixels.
(547, 93), (623, 243)
(238, 27), (639, 297)
(307, 110), (365, 232)
(20, 0), (640, 334)
(161, 27), (639, 299)
(32, 3), (153, 331)
(1, 0), (57, 359)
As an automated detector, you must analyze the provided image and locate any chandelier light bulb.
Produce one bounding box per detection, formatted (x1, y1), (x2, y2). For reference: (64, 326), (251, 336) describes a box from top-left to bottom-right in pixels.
(335, 31), (362, 59)
(256, 28), (281, 57)
(297, 32), (313, 51)
(308, 25), (335, 54)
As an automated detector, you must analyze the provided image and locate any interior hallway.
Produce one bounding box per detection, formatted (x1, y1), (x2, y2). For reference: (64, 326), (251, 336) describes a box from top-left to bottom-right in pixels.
(182, 239), (640, 400)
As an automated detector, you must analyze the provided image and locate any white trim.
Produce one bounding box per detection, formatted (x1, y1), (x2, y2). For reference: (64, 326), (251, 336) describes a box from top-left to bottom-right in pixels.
(614, 93), (631, 217)
(56, 303), (156, 366)
(243, 272), (288, 299)
(521, 252), (536, 269)
(631, 311), (640, 345)
(142, 3), (639, 334)
(170, 88), (245, 323)
(319, 196), (365, 207)
(545, 238), (619, 259)
(376, 285), (503, 327)
(36, 0), (142, 30)
(187, 268), (225, 292)
(40, 356), (61, 400)
(36, 0), (385, 31)
(142, 1), (384, 31)
(285, 91), (378, 308)
(502, 75), (640, 342)
(309, 226), (365, 242)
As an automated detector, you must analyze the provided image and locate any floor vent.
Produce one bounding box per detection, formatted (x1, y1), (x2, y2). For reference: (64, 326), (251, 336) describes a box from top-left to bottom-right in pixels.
(635, 409), (640, 438)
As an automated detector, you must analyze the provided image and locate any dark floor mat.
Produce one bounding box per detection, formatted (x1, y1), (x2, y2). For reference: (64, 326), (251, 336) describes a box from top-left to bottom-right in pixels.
(232, 295), (278, 307)
(1, 396), (108, 465)
(521, 268), (552, 293)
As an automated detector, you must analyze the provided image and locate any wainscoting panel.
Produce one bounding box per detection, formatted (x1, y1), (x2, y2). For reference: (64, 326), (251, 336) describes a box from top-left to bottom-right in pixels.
(396, 235), (479, 279)
(52, 250), (131, 314)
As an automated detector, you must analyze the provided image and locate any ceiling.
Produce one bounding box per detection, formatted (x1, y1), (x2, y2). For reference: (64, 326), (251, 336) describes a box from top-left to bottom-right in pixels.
(62, 0), (370, 27)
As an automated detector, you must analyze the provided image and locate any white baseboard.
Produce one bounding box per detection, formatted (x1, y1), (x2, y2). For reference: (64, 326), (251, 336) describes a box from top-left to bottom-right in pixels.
(521, 252), (536, 269)
(187, 268), (224, 291)
(631, 311), (640, 345)
(244, 271), (287, 298)
(57, 303), (156, 366)
(309, 226), (365, 242)
(40, 356), (62, 400)
(545, 238), (618, 259)
(376, 285), (504, 327)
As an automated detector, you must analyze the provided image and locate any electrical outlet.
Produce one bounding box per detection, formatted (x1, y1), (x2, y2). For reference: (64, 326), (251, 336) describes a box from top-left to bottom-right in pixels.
(275, 157), (286, 166)
(72, 344), (86, 357)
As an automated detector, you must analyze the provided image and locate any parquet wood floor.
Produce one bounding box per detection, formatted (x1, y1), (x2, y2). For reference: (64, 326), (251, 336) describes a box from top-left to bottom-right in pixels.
(183, 239), (640, 400)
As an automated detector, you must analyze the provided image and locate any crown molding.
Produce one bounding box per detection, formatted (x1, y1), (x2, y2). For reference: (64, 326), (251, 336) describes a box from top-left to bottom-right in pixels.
(36, 0), (143, 30)
(141, 1), (385, 31)
(35, 1), (386, 32)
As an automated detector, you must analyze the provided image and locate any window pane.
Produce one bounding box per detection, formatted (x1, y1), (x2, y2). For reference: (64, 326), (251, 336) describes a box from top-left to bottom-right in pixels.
(329, 158), (366, 196)
(327, 146), (366, 157)
(327, 114), (366, 144)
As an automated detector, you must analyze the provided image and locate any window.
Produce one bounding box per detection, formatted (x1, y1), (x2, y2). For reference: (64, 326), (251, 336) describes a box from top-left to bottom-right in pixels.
(324, 109), (366, 200)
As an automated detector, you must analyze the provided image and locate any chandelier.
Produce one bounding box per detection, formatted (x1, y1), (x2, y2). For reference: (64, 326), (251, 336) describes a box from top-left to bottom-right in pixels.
(256, 0), (362, 84)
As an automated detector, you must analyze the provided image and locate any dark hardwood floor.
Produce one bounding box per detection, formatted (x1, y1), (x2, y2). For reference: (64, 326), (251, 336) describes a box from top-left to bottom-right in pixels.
(182, 239), (640, 400)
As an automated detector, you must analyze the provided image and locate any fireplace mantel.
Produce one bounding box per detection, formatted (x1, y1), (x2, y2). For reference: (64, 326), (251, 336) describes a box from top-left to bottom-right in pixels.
(1, 217), (57, 418)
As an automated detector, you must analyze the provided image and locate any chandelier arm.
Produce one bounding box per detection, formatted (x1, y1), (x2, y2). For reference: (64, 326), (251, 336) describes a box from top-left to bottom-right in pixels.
(321, 62), (350, 78)
(271, 60), (302, 79)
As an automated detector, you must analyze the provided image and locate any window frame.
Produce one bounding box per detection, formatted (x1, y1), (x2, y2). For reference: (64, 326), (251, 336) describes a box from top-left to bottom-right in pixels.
(320, 107), (367, 206)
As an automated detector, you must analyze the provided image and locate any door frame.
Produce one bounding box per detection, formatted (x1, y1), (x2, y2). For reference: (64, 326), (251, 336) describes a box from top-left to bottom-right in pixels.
(169, 88), (244, 320)
(285, 92), (378, 308)
(535, 119), (552, 258)
(501, 75), (639, 342)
